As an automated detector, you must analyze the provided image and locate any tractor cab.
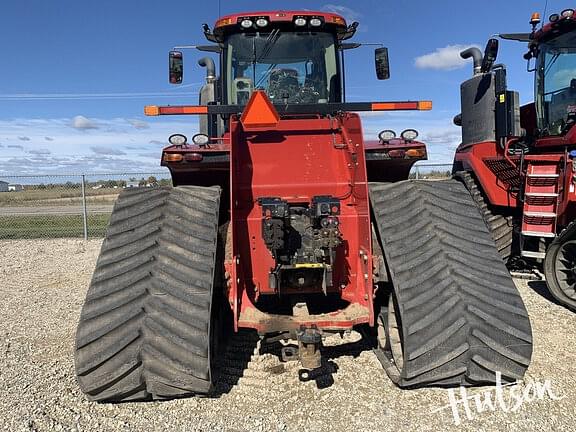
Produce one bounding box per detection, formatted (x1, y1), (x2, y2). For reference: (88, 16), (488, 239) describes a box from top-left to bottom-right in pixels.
(150, 11), (429, 185)
(498, 10), (576, 142)
(166, 11), (387, 137)
(186, 12), (361, 101)
(534, 29), (576, 137)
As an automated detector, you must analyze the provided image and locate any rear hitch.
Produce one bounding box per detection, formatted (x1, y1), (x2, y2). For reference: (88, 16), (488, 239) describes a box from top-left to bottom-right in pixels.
(297, 326), (322, 370)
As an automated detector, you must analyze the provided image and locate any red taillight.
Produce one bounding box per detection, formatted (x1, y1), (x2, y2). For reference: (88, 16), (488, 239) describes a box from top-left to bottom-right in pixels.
(185, 153), (203, 162)
(389, 149), (406, 158)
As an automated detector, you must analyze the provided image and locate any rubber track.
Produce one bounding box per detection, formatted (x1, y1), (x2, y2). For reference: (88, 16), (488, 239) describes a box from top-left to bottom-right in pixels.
(369, 180), (532, 387)
(75, 186), (221, 402)
(455, 171), (514, 261)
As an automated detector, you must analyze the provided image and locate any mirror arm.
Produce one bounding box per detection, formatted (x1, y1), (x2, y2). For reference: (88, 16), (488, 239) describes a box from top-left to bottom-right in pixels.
(173, 45), (222, 53)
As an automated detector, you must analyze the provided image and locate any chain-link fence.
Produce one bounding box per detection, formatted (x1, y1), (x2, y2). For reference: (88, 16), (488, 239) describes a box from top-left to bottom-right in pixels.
(0, 173), (169, 240)
(411, 163), (453, 180)
(0, 165), (453, 240)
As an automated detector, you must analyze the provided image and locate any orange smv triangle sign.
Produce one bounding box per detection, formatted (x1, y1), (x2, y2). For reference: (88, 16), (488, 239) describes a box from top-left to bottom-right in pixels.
(240, 90), (280, 130)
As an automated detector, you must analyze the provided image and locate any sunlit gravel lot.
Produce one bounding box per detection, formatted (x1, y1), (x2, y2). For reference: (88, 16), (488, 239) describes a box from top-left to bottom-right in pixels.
(1, 239), (575, 432)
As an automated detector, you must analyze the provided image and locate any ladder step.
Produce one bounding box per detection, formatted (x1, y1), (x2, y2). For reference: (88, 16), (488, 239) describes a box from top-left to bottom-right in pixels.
(524, 211), (557, 218)
(521, 231), (556, 238)
(521, 250), (546, 259)
(524, 192), (558, 197)
(526, 173), (559, 178)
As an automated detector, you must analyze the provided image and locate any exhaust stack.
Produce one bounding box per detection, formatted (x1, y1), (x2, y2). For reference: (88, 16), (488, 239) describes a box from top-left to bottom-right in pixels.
(461, 47), (483, 75)
(198, 57), (216, 83)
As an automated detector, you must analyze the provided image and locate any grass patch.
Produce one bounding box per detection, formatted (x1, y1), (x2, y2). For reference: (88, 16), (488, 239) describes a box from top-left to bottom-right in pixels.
(0, 213), (111, 239)
(0, 188), (120, 206)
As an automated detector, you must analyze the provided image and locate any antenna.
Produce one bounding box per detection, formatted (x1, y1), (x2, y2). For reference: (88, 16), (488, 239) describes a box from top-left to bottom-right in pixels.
(218, 0), (221, 16)
(542, 0), (549, 27)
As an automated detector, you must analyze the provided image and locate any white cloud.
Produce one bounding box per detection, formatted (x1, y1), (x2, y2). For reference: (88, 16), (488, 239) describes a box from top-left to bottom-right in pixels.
(127, 119), (150, 130)
(421, 128), (461, 145)
(0, 155), (166, 175)
(90, 146), (126, 156)
(138, 152), (161, 159)
(71, 115), (99, 130)
(323, 4), (361, 23)
(27, 148), (51, 155)
(415, 44), (479, 71)
(0, 115), (186, 173)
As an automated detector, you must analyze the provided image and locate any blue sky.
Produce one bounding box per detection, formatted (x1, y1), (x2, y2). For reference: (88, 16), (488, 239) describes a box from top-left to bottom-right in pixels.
(1, 0), (575, 174)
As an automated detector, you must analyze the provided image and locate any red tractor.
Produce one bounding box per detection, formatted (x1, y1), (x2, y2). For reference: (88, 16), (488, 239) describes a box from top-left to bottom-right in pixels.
(453, 9), (576, 312)
(75, 10), (532, 402)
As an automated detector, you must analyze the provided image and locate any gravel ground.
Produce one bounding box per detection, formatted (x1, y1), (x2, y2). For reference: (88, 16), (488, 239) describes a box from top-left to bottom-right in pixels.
(1, 239), (575, 432)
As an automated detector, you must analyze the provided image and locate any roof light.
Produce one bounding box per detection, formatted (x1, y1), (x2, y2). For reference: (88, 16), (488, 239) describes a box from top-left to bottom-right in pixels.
(332, 16), (346, 26)
(530, 12), (541, 25)
(309, 18), (322, 27)
(215, 18), (233, 28)
(192, 133), (209, 145)
(240, 19), (253, 28)
(378, 130), (396, 141)
(168, 134), (187, 146)
(562, 9), (574, 18)
(294, 17), (307, 27)
(401, 129), (419, 141)
(255, 18), (268, 27)
(550, 13), (560, 22)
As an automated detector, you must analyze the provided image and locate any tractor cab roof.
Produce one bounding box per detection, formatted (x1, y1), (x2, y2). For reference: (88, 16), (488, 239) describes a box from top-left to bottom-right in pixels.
(500, 10), (576, 59)
(211, 10), (350, 41)
(532, 12), (576, 45)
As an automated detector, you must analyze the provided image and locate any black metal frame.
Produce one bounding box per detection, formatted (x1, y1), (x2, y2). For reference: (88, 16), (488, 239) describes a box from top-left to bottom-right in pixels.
(161, 101), (422, 116)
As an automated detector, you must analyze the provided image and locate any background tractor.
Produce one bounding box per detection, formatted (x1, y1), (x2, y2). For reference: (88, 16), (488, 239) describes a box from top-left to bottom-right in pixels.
(453, 8), (576, 312)
(74, 10), (532, 402)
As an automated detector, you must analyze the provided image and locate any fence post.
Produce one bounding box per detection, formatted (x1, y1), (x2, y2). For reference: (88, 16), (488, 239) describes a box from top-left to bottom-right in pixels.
(81, 174), (88, 240)
(415, 166), (420, 180)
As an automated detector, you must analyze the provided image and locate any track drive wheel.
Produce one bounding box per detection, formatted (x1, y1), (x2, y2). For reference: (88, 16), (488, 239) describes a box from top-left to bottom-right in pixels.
(544, 222), (576, 311)
(75, 185), (223, 402)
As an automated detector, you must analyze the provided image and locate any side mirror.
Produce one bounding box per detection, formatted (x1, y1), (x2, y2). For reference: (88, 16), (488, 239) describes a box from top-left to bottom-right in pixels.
(169, 51), (183, 84)
(481, 39), (499, 73)
(375, 47), (390, 80)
